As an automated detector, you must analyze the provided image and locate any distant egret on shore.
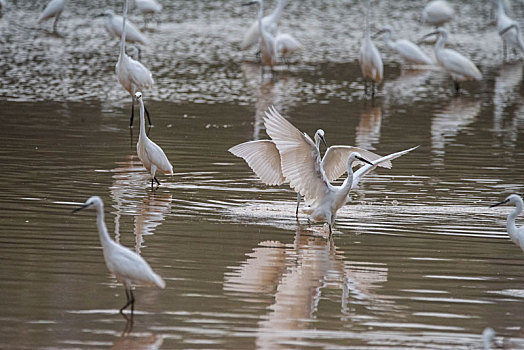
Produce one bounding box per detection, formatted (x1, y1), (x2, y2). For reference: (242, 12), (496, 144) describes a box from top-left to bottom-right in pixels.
(421, 0), (454, 27)
(38, 0), (66, 33)
(73, 196), (165, 316)
(244, 0), (277, 73)
(135, 92), (173, 190)
(97, 9), (149, 46)
(421, 28), (482, 92)
(493, 0), (524, 60)
(374, 25), (433, 66)
(241, 0), (286, 51)
(490, 194), (524, 251)
(135, 0), (162, 27)
(359, 0), (383, 96)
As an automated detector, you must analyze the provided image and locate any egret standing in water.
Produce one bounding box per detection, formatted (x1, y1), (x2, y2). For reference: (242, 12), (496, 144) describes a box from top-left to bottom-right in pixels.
(244, 0), (277, 74)
(421, 28), (482, 92)
(241, 0), (286, 51)
(493, 0), (524, 60)
(490, 194), (524, 251)
(73, 196), (166, 316)
(275, 32), (302, 63)
(263, 106), (413, 234)
(359, 0), (383, 97)
(38, 0), (66, 34)
(115, 0), (154, 127)
(135, 92), (173, 190)
(421, 0), (454, 27)
(374, 25), (433, 66)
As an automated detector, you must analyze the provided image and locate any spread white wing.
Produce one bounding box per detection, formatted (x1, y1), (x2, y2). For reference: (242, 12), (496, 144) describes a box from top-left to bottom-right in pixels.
(321, 146), (390, 182)
(229, 140), (285, 186)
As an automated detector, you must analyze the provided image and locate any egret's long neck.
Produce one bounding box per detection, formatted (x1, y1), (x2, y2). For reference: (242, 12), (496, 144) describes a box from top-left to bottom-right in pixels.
(257, 2), (265, 38)
(507, 198), (523, 240)
(364, 0), (370, 37)
(139, 99), (147, 139)
(435, 33), (445, 53)
(497, 0), (505, 17)
(119, 0), (129, 59)
(96, 205), (113, 248)
(340, 162), (355, 196)
(384, 30), (393, 46)
(268, 0), (286, 22)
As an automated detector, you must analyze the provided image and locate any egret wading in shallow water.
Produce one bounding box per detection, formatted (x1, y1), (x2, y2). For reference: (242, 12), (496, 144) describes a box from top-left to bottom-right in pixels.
(244, 0), (277, 75)
(38, 0), (66, 34)
(359, 0), (383, 97)
(241, 0), (286, 52)
(135, 92), (173, 190)
(275, 32), (302, 63)
(73, 196), (165, 317)
(115, 0), (154, 127)
(421, 28), (482, 93)
(490, 194), (524, 252)
(374, 25), (433, 66)
(421, 0), (454, 27)
(263, 107), (411, 234)
(493, 0), (524, 60)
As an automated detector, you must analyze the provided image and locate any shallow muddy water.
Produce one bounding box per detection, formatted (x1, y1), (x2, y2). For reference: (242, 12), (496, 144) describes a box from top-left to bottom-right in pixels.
(1, 0), (524, 349)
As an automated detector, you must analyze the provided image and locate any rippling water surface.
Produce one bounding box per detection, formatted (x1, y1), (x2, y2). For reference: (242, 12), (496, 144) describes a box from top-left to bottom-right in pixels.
(1, 0), (524, 349)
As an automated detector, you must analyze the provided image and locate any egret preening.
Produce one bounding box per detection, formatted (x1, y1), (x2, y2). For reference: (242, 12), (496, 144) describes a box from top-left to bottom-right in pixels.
(263, 106), (409, 234)
(38, 0), (66, 34)
(73, 196), (166, 316)
(244, 0), (277, 73)
(97, 10), (149, 47)
(490, 194), (524, 252)
(359, 0), (383, 97)
(421, 28), (482, 92)
(241, 0), (286, 51)
(116, 0), (154, 127)
(135, 92), (173, 190)
(421, 0), (454, 27)
(374, 25), (433, 66)
(493, 0), (524, 60)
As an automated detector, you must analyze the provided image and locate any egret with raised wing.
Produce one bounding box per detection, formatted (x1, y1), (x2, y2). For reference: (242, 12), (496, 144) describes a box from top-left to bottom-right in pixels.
(359, 0), (383, 96)
(38, 0), (66, 33)
(374, 25), (433, 66)
(115, 0), (154, 127)
(73, 196), (165, 316)
(490, 194), (524, 252)
(135, 92), (173, 190)
(421, 28), (482, 92)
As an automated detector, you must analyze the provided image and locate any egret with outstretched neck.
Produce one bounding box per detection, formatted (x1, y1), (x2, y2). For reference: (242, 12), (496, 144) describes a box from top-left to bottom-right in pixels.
(374, 25), (433, 66)
(116, 0), (154, 127)
(244, 0), (277, 73)
(135, 92), (173, 189)
(421, 28), (482, 92)
(73, 196), (165, 316)
(490, 194), (524, 251)
(38, 0), (66, 33)
(359, 0), (383, 97)
(241, 0), (286, 51)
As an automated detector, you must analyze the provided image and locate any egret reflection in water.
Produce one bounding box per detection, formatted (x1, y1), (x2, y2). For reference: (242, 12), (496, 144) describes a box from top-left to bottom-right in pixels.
(355, 106), (382, 151)
(493, 62), (523, 143)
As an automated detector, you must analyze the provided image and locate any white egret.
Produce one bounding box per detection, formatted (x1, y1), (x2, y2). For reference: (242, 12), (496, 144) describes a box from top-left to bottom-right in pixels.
(135, 0), (162, 16)
(421, 0), (454, 27)
(490, 194), (524, 251)
(244, 0), (277, 72)
(359, 0), (383, 97)
(135, 92), (173, 190)
(482, 327), (496, 350)
(241, 0), (286, 51)
(116, 0), (154, 127)
(374, 25), (433, 66)
(263, 107), (413, 234)
(421, 28), (482, 92)
(73, 196), (165, 316)
(97, 9), (149, 46)
(38, 0), (66, 33)
(493, 0), (524, 60)
(275, 32), (302, 62)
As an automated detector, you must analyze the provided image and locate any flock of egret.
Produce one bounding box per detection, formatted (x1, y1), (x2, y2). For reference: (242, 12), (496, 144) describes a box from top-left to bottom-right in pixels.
(28, 0), (524, 320)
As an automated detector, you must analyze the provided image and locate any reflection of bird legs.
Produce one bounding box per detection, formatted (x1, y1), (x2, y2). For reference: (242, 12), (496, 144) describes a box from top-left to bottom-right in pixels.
(122, 314), (134, 334)
(120, 288), (135, 317)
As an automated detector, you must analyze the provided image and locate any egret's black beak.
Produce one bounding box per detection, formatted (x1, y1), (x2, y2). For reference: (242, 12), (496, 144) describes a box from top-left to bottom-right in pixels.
(418, 31), (439, 44)
(320, 135), (327, 148)
(73, 203), (89, 213)
(499, 24), (517, 36)
(490, 199), (510, 208)
(242, 1), (256, 6)
(372, 29), (386, 39)
(356, 155), (373, 166)
(94, 13), (105, 18)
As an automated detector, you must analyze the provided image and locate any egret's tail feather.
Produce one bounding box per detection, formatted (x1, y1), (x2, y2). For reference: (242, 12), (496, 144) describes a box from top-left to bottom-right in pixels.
(153, 272), (166, 289)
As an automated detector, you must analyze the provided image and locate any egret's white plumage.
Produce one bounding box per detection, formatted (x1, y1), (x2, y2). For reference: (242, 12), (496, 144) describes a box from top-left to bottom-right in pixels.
(422, 28), (482, 92)
(491, 194), (524, 251)
(421, 0), (454, 27)
(116, 0), (154, 127)
(246, 0), (277, 70)
(262, 107), (414, 233)
(375, 25), (433, 66)
(99, 9), (149, 46)
(38, 0), (66, 33)
(493, 0), (524, 59)
(135, 92), (173, 189)
(135, 0), (162, 15)
(241, 0), (286, 51)
(359, 0), (383, 96)
(73, 196), (165, 316)
(275, 32), (302, 59)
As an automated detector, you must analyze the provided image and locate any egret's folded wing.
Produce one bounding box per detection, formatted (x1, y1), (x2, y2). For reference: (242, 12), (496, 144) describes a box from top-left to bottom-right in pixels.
(263, 106), (329, 200)
(145, 141), (173, 174)
(229, 140), (285, 186)
(352, 146), (419, 188)
(322, 146), (391, 182)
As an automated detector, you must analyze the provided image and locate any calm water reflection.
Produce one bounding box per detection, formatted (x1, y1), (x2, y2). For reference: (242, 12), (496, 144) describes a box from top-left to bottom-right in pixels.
(1, 0), (524, 349)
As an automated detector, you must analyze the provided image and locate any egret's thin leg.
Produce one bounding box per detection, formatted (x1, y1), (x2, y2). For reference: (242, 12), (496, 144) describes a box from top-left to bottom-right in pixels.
(364, 80), (368, 95)
(53, 13), (61, 33)
(144, 105), (152, 126)
(130, 97), (135, 127)
(136, 46), (142, 61)
(151, 178), (154, 190)
(371, 81), (375, 97)
(130, 290), (135, 315)
(295, 193), (302, 218)
(503, 41), (507, 61)
(120, 289), (132, 316)
(453, 80), (460, 93)
(154, 177), (160, 186)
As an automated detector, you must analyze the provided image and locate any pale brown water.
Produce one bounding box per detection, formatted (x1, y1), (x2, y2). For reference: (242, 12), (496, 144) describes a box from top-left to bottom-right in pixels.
(1, 1), (524, 349)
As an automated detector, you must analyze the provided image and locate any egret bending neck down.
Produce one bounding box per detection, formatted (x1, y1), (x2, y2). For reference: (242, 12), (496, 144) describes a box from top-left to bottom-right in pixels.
(491, 194), (524, 251)
(73, 196), (165, 317)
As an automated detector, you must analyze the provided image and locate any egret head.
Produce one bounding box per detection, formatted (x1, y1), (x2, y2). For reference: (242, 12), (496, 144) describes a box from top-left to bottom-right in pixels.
(420, 27), (447, 43)
(95, 9), (114, 18)
(135, 91), (143, 101)
(73, 196), (103, 213)
(348, 152), (373, 167)
(490, 194), (523, 208)
(314, 129), (327, 148)
(373, 25), (393, 39)
(242, 0), (261, 7)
